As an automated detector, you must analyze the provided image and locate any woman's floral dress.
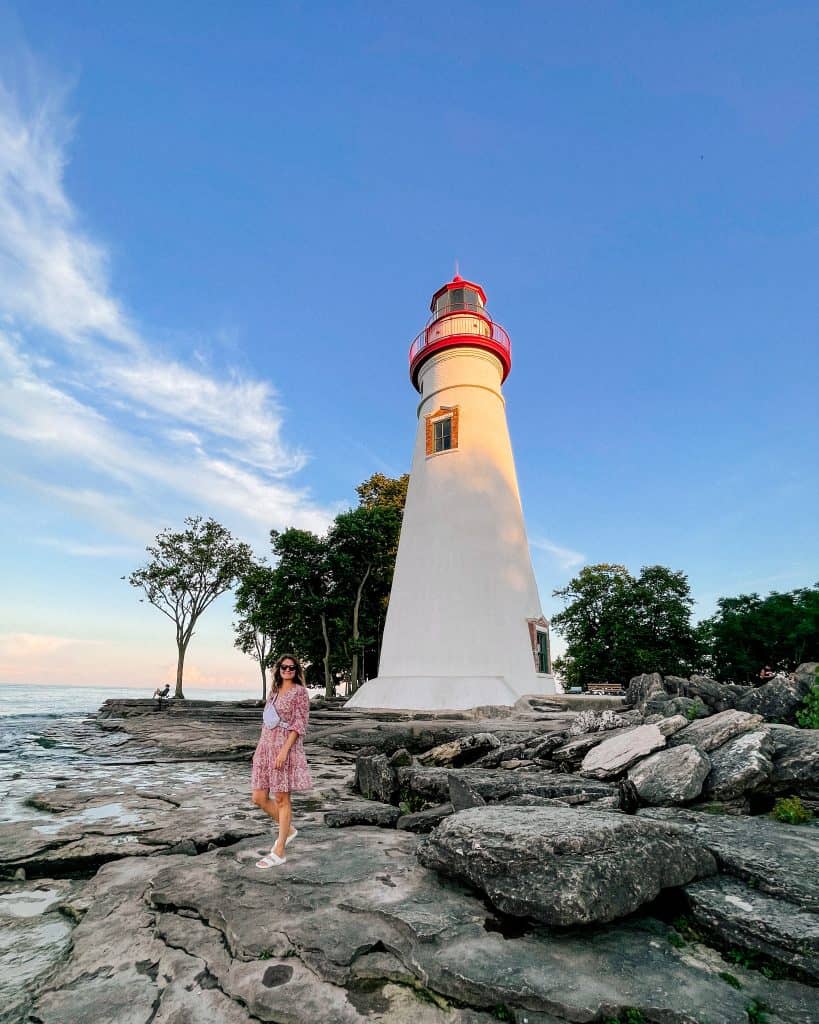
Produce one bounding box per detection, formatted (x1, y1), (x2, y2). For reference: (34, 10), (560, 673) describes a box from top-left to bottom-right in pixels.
(251, 685), (313, 793)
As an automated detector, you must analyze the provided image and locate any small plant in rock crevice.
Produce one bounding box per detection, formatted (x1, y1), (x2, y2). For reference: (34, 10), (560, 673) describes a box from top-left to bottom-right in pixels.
(397, 786), (427, 815)
(603, 1010), (646, 1024)
(770, 795), (814, 824)
(795, 676), (819, 728)
(685, 699), (707, 721)
(718, 971), (742, 989)
(746, 998), (770, 1023)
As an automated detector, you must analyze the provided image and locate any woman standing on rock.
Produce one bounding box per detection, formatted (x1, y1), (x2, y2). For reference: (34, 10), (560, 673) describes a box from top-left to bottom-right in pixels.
(251, 654), (313, 867)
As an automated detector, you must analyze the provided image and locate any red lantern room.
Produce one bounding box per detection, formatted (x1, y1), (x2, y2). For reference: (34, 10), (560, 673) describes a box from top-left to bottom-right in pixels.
(408, 274), (512, 392)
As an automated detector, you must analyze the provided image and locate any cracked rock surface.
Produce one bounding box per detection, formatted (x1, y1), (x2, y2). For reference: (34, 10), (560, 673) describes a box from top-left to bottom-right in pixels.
(4, 701), (819, 1024)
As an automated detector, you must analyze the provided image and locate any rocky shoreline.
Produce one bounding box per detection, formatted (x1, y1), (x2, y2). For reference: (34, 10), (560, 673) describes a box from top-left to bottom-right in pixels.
(1, 670), (817, 1023)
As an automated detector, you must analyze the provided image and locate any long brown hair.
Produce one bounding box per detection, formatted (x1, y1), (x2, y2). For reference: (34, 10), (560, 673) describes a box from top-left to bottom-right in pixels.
(271, 653), (306, 690)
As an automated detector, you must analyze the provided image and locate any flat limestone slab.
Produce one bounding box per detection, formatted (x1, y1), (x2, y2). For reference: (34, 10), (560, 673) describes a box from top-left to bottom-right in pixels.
(33, 822), (818, 1024)
(580, 724), (666, 778)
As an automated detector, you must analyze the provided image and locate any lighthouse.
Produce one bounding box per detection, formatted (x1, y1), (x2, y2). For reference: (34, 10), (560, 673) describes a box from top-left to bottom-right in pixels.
(347, 275), (556, 711)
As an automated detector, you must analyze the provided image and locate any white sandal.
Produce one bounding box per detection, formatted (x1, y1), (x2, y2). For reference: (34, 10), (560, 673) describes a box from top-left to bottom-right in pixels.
(270, 829), (297, 854)
(256, 851), (286, 868)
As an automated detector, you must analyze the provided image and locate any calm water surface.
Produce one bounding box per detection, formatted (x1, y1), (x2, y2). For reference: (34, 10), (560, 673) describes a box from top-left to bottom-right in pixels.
(0, 683), (260, 824)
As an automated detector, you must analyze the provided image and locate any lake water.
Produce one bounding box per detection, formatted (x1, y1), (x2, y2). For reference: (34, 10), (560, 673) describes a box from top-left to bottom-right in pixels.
(0, 683), (261, 825)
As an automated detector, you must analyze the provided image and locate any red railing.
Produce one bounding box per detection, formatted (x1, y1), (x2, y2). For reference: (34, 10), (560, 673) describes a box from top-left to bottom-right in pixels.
(408, 316), (511, 365)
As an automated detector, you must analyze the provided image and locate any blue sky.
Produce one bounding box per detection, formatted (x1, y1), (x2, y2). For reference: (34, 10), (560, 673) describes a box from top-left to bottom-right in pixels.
(1, 1), (817, 687)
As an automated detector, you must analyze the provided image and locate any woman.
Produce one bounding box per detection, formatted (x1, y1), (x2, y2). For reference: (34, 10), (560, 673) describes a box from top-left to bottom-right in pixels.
(251, 654), (313, 867)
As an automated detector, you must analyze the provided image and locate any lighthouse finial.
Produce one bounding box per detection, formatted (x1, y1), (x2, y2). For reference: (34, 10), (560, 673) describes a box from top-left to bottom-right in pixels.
(453, 258), (462, 282)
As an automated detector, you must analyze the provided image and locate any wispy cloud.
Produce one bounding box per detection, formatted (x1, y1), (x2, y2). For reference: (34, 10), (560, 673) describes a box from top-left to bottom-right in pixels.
(35, 536), (143, 559)
(0, 64), (331, 547)
(0, 632), (84, 658)
(530, 536), (586, 571)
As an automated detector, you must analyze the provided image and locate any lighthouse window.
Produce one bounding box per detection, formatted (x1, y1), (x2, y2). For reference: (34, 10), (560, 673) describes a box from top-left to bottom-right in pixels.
(433, 417), (452, 453)
(425, 405), (459, 456)
(536, 630), (551, 674)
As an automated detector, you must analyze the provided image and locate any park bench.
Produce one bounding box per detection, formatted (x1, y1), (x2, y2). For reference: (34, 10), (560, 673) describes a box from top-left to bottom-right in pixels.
(587, 682), (626, 696)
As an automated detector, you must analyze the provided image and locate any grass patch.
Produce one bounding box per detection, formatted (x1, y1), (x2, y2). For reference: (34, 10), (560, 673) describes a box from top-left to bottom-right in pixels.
(686, 700), (707, 721)
(604, 1011), (646, 1024)
(746, 999), (770, 1023)
(718, 971), (742, 990)
(770, 796), (814, 825)
(397, 786), (427, 815)
(795, 672), (819, 728)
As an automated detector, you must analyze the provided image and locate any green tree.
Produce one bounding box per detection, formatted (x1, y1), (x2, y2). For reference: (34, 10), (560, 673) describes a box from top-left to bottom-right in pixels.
(127, 516), (253, 698)
(233, 562), (277, 699)
(702, 584), (819, 682)
(632, 565), (700, 677)
(264, 528), (341, 695)
(355, 472), (409, 511)
(551, 563), (699, 689)
(327, 502), (403, 692)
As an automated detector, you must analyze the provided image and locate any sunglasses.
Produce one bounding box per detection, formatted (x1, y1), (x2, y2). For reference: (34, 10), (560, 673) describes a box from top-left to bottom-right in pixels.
(280, 664), (297, 672)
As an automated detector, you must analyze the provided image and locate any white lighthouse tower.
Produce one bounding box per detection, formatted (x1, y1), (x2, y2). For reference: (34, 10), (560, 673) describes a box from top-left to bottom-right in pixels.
(347, 275), (555, 711)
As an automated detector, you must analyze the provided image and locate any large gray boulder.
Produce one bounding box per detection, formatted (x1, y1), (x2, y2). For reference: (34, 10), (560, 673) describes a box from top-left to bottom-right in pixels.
(579, 724), (666, 779)
(654, 714), (689, 737)
(627, 744), (711, 805)
(624, 672), (666, 710)
(652, 695), (710, 719)
(416, 806), (716, 926)
(702, 729), (773, 801)
(686, 674), (726, 709)
(767, 723), (819, 798)
(324, 803), (400, 828)
(551, 727), (633, 769)
(639, 806), (819, 909)
(397, 765), (615, 807)
(447, 775), (486, 811)
(354, 753), (397, 804)
(736, 664), (817, 725)
(685, 875), (819, 984)
(669, 709), (764, 752)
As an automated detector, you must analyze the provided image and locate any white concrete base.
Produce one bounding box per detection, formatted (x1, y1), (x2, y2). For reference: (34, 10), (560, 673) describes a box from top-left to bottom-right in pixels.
(345, 673), (557, 712)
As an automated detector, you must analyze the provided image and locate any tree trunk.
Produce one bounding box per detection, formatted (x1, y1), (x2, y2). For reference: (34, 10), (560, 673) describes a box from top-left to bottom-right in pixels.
(175, 640), (187, 699)
(350, 564), (371, 695)
(321, 612), (333, 698)
(260, 663), (267, 702)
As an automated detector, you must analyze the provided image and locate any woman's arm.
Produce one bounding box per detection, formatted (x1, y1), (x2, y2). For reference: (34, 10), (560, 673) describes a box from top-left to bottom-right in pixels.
(273, 689), (309, 767)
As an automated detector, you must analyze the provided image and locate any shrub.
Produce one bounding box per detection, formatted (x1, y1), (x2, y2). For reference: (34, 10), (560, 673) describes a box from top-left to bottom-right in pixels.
(795, 675), (819, 728)
(746, 999), (769, 1023)
(771, 796), (814, 825)
(686, 699), (707, 721)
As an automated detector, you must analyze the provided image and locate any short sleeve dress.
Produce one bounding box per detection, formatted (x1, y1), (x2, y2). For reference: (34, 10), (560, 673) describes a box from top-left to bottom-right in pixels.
(251, 685), (313, 794)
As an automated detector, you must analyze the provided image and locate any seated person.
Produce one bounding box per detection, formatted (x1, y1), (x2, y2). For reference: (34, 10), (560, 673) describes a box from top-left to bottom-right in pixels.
(152, 683), (171, 707)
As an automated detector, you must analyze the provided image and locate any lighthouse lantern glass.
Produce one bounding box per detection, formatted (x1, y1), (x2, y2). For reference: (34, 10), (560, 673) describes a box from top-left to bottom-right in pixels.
(434, 286), (484, 318)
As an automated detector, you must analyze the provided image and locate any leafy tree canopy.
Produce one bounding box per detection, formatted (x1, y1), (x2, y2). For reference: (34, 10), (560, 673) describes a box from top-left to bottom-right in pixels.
(551, 563), (699, 689)
(128, 516), (253, 698)
(701, 583), (819, 682)
(233, 561), (277, 699)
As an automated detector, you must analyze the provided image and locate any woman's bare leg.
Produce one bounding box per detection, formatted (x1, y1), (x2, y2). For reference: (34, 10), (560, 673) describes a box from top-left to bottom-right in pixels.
(252, 789), (279, 823)
(272, 793), (292, 857)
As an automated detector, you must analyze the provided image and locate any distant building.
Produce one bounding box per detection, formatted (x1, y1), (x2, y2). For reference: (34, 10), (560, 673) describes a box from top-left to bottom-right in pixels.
(348, 275), (555, 711)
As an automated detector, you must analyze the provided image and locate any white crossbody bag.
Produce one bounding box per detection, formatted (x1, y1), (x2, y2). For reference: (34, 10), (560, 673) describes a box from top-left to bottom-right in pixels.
(262, 695), (292, 731)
